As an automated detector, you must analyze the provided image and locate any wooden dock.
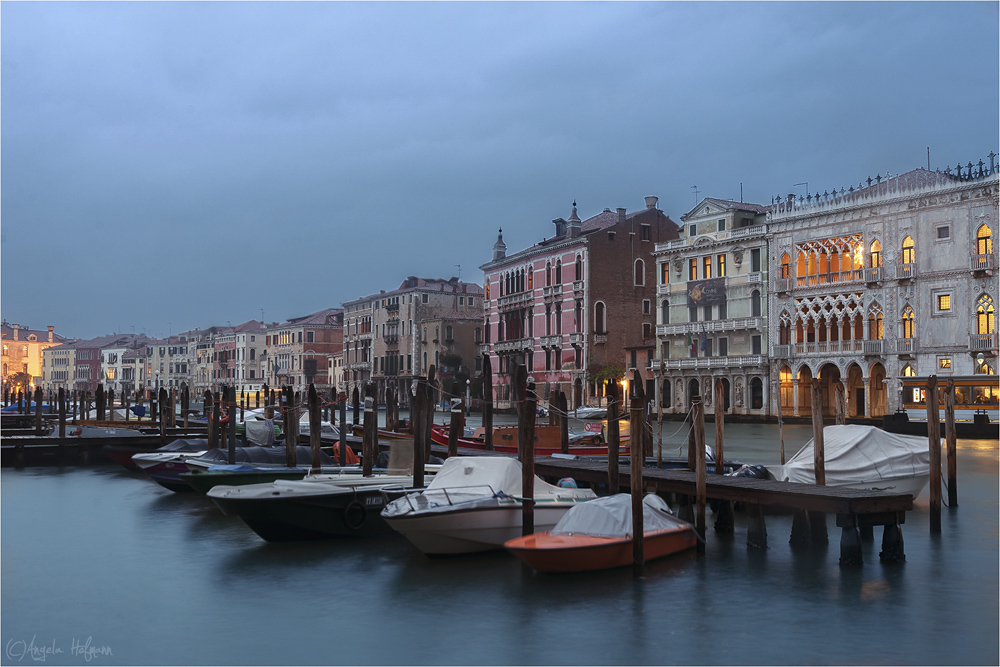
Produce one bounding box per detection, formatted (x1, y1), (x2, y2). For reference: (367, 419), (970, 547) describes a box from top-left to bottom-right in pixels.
(424, 440), (913, 566)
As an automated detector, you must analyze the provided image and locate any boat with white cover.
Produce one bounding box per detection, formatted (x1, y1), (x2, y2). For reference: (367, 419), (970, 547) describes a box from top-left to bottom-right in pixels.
(767, 424), (931, 498)
(381, 456), (597, 555)
(504, 493), (697, 572)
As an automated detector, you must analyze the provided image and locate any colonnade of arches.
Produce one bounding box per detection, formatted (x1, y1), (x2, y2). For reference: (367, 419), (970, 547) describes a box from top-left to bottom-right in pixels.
(777, 361), (888, 418)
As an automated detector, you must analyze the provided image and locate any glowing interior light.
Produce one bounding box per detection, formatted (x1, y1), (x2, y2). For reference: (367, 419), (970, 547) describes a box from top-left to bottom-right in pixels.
(853, 244), (864, 267)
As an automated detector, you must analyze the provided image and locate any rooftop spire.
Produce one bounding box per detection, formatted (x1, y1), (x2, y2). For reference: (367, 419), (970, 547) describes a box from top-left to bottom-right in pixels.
(492, 228), (507, 261)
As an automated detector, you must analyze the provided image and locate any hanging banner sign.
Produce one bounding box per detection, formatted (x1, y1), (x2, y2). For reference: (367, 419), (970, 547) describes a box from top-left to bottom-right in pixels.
(686, 277), (727, 308)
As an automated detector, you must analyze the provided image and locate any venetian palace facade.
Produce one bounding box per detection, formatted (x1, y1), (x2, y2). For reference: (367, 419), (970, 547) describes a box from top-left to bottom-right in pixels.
(767, 159), (998, 418)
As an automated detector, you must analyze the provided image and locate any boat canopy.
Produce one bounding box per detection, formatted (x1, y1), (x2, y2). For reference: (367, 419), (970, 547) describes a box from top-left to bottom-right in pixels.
(771, 425), (929, 485)
(195, 446), (335, 466)
(160, 438), (209, 452)
(551, 494), (687, 539)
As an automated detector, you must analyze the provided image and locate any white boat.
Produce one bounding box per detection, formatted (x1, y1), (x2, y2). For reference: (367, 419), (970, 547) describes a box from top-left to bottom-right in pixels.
(767, 424), (931, 498)
(380, 456), (597, 555)
(572, 407), (607, 420)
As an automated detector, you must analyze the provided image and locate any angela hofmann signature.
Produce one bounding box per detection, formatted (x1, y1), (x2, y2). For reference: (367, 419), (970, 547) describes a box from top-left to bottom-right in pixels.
(5, 636), (113, 662)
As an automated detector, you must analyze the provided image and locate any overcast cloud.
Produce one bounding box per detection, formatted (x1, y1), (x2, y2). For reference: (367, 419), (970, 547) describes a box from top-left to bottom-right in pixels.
(2, 1), (997, 340)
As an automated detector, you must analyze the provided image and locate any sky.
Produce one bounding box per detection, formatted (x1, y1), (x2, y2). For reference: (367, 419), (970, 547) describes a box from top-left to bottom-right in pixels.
(2, 1), (998, 341)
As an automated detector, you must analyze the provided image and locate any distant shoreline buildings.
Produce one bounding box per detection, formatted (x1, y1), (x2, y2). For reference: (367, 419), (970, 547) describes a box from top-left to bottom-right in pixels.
(6, 153), (996, 420)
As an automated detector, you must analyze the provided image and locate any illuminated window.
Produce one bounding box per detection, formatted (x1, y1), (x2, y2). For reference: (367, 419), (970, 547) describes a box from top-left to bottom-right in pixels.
(902, 305), (915, 338)
(977, 294), (995, 334)
(717, 254), (727, 277)
(661, 262), (670, 284)
(901, 364), (916, 377)
(977, 224), (993, 255)
(703, 256), (712, 280)
(901, 236), (915, 264)
(939, 358), (952, 369)
(688, 258), (698, 281)
(780, 253), (791, 279)
(870, 240), (882, 268)
(937, 294), (951, 311)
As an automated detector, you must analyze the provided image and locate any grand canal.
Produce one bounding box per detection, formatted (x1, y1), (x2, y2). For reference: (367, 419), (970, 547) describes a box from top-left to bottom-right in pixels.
(2, 420), (997, 665)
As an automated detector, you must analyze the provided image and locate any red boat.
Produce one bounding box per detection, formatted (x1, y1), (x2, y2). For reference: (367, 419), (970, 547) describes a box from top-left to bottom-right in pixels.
(430, 424), (627, 457)
(504, 494), (696, 573)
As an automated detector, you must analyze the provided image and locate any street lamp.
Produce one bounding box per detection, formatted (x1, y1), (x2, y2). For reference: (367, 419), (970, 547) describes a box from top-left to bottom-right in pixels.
(466, 378), (471, 417)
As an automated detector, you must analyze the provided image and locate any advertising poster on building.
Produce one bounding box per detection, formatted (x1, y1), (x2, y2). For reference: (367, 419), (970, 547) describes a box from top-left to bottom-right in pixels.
(686, 277), (727, 308)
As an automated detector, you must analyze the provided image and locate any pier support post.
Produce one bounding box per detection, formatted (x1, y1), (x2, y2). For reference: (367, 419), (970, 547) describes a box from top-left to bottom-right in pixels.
(879, 522), (905, 563)
(352, 387), (360, 428)
(747, 504), (767, 550)
(789, 510), (811, 547)
(559, 391), (569, 455)
(522, 374), (537, 538)
(339, 392), (349, 468)
(363, 383), (375, 476)
(713, 379), (734, 534)
(837, 515), (863, 566)
(424, 367), (436, 463)
(58, 387), (66, 440)
(34, 387), (43, 435)
(158, 388), (168, 447)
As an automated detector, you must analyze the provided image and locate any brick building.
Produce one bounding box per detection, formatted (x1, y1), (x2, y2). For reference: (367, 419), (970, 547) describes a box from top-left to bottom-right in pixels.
(481, 198), (681, 410)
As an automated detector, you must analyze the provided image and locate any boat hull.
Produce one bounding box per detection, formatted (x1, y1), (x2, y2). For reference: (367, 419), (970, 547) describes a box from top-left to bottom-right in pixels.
(210, 481), (407, 541)
(505, 527), (697, 572)
(383, 503), (578, 555)
(143, 461), (199, 492)
(842, 473), (930, 498)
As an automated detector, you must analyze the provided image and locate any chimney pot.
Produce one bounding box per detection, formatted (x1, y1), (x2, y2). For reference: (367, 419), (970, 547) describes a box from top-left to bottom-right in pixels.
(644, 196), (658, 209)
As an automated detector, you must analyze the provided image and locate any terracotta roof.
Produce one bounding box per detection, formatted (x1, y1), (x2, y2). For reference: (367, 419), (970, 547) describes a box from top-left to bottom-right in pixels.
(0, 324), (71, 343)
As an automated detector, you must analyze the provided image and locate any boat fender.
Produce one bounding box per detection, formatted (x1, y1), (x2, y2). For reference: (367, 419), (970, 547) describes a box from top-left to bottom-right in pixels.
(344, 500), (367, 530)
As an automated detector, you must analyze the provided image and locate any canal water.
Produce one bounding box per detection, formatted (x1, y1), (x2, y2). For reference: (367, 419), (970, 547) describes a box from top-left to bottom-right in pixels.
(2, 420), (997, 666)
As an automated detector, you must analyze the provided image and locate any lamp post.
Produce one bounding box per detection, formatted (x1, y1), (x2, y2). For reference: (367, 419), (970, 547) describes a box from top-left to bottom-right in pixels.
(466, 378), (471, 417)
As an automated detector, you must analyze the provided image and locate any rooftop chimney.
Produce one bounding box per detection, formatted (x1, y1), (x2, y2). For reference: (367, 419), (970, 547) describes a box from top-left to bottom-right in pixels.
(12, 324), (18, 341)
(617, 207), (626, 225)
(48, 326), (54, 343)
(644, 196), (658, 209)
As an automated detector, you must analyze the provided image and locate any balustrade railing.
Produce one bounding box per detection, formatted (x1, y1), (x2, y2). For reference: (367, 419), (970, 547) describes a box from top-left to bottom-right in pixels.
(895, 263), (916, 280)
(972, 254), (996, 272)
(970, 333), (996, 350)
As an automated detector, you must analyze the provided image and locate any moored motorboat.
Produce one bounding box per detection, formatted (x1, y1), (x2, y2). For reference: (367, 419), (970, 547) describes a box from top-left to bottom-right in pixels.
(179, 464), (311, 494)
(767, 424), (931, 497)
(208, 470), (435, 541)
(504, 493), (697, 572)
(381, 456), (597, 555)
(107, 437), (206, 472)
(132, 446), (209, 492)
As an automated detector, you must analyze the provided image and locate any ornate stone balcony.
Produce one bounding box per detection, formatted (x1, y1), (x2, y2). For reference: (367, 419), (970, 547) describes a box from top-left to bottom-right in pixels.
(652, 355), (766, 371)
(657, 317), (762, 337)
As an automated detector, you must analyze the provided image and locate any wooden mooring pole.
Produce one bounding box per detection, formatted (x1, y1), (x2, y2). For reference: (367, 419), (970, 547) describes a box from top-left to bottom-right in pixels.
(607, 380), (620, 493)
(228, 386), (237, 465)
(943, 379), (958, 508)
(926, 375), (941, 533)
(34, 387), (44, 435)
(411, 377), (425, 488)
(630, 388), (645, 575)
(309, 384), (322, 474)
(559, 391), (569, 455)
(58, 387), (66, 439)
(158, 388), (168, 446)
(808, 378), (828, 544)
(339, 391), (349, 468)
(692, 390), (706, 553)
(284, 387), (297, 468)
(447, 396), (462, 459)
(363, 384), (375, 476)
(515, 365), (536, 537)
(483, 355), (494, 451)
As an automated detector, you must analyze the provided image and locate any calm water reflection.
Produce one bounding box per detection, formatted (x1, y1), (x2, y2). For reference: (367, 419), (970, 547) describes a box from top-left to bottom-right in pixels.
(2, 424), (997, 666)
